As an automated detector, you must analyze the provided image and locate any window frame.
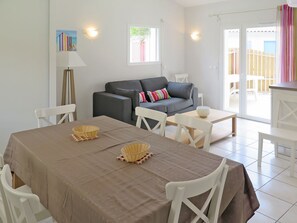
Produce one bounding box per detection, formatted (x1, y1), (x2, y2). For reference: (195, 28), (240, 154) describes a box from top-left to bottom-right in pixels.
(127, 24), (161, 66)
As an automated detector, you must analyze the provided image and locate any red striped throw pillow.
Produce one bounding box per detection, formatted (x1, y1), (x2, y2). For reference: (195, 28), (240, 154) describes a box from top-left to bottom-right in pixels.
(147, 88), (171, 102)
(139, 92), (147, 103)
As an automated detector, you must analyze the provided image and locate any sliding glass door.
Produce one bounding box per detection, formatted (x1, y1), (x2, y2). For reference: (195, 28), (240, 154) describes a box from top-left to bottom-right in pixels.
(222, 25), (277, 123)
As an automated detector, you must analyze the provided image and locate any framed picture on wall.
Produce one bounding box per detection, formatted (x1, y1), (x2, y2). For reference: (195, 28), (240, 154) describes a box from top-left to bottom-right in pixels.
(56, 30), (77, 51)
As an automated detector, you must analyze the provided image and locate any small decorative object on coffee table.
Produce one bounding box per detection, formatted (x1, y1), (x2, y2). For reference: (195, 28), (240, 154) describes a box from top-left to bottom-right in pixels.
(196, 106), (210, 118)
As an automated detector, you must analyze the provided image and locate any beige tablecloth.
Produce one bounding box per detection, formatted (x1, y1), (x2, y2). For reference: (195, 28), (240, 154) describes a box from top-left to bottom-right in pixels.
(4, 116), (259, 223)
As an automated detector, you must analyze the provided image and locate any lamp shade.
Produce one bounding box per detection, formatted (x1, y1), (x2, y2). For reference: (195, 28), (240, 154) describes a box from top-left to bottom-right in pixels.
(57, 51), (86, 68)
(288, 0), (297, 7)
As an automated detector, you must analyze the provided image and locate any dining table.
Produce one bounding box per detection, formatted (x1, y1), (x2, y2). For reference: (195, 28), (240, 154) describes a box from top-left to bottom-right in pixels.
(4, 116), (259, 223)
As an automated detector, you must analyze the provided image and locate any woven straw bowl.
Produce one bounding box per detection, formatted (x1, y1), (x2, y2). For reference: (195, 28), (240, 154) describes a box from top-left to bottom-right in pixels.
(72, 125), (99, 138)
(121, 143), (150, 162)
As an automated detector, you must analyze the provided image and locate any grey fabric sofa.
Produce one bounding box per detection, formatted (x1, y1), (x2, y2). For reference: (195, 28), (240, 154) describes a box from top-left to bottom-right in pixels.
(93, 76), (198, 124)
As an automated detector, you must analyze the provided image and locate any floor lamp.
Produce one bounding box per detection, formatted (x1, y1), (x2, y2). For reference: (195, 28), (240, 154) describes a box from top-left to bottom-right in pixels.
(57, 51), (86, 120)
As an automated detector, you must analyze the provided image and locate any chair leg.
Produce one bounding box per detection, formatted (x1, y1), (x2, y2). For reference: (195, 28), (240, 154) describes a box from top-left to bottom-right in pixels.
(290, 143), (296, 177)
(258, 133), (263, 167)
(274, 142), (279, 158)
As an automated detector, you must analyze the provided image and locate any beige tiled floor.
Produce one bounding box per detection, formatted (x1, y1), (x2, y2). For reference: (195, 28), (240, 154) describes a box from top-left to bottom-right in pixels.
(209, 118), (297, 223)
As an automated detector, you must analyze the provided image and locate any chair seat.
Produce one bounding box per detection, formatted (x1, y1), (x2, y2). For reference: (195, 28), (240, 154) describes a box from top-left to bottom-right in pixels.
(260, 127), (297, 142)
(258, 127), (297, 177)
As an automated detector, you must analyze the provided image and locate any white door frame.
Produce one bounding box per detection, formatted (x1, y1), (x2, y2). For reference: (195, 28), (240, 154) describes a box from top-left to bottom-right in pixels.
(219, 24), (243, 115)
(49, 0), (57, 109)
(220, 22), (275, 123)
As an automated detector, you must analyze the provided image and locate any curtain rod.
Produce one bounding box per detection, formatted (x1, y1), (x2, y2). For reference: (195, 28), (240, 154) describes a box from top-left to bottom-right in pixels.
(209, 7), (276, 18)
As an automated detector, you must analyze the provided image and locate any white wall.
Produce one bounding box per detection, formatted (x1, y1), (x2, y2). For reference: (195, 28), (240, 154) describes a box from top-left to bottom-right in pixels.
(53, 0), (185, 120)
(5, 0), (282, 154)
(0, 0), (49, 153)
(0, 0), (184, 153)
(185, 0), (285, 109)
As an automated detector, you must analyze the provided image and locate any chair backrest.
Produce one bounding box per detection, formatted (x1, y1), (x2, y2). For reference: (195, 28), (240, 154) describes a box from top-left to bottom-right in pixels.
(135, 107), (167, 136)
(175, 73), (189, 83)
(174, 114), (213, 151)
(1, 165), (41, 223)
(273, 94), (297, 131)
(35, 104), (76, 128)
(166, 158), (229, 223)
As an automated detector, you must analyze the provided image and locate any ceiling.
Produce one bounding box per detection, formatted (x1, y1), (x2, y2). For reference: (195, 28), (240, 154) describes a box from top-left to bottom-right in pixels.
(174, 0), (232, 7)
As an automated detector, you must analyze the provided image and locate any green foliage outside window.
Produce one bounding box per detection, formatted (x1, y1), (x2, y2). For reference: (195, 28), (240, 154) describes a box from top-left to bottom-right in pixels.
(130, 27), (151, 38)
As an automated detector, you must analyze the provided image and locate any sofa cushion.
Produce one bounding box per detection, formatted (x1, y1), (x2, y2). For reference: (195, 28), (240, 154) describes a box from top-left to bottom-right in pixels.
(140, 77), (168, 92)
(140, 102), (166, 113)
(159, 97), (193, 113)
(139, 92), (147, 103)
(105, 80), (143, 93)
(167, 82), (194, 100)
(114, 88), (139, 110)
(147, 88), (171, 102)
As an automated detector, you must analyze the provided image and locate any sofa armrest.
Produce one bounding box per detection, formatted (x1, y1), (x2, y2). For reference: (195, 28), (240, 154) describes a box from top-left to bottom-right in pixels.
(167, 82), (193, 99)
(93, 92), (132, 123)
(192, 87), (199, 108)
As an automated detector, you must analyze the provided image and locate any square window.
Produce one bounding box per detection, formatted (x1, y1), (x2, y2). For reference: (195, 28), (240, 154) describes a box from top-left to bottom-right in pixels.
(129, 26), (160, 64)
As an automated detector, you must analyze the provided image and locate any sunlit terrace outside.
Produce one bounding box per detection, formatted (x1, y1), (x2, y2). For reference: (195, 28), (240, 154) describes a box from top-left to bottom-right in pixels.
(224, 27), (277, 122)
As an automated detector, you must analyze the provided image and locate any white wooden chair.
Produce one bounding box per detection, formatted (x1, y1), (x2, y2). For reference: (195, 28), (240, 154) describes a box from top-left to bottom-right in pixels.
(1, 164), (55, 223)
(174, 73), (204, 105)
(1, 153), (21, 223)
(0, 190), (6, 223)
(175, 73), (189, 83)
(258, 96), (297, 177)
(35, 104), (76, 128)
(166, 158), (229, 223)
(135, 107), (167, 136)
(0, 154), (8, 223)
(174, 114), (213, 152)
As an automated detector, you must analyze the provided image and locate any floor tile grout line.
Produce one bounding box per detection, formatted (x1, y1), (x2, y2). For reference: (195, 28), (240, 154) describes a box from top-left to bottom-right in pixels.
(274, 203), (296, 222)
(257, 190), (296, 206)
(272, 171), (297, 185)
(254, 211), (282, 222)
(254, 178), (273, 191)
(246, 169), (273, 180)
(268, 178), (297, 190)
(256, 203), (294, 222)
(245, 169), (285, 179)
